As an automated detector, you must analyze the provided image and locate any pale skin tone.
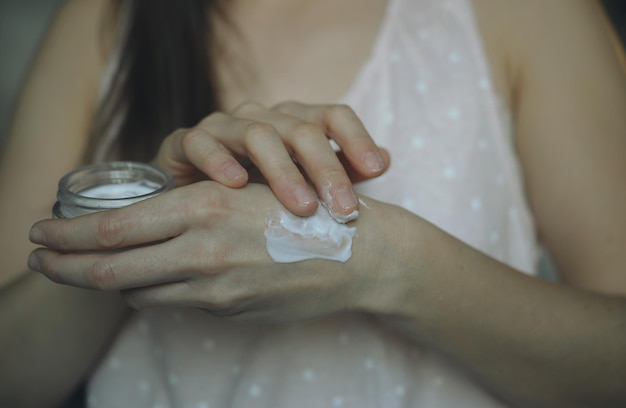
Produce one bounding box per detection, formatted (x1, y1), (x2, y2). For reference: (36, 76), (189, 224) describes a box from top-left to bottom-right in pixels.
(1, 0), (625, 407)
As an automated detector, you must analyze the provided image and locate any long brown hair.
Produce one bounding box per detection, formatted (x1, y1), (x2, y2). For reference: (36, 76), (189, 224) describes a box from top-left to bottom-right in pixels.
(86, 0), (221, 162)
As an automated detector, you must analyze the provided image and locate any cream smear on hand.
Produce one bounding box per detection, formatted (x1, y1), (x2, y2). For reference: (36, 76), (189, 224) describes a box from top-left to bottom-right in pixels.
(264, 204), (357, 263)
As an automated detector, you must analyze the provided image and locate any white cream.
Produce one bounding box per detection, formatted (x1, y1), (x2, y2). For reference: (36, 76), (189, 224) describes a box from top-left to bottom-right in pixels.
(79, 181), (160, 199)
(319, 181), (360, 224)
(265, 204), (357, 263)
(324, 205), (359, 224)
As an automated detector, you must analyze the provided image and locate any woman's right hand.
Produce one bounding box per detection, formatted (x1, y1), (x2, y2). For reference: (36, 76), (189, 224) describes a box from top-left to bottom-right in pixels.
(154, 101), (389, 221)
(28, 180), (407, 325)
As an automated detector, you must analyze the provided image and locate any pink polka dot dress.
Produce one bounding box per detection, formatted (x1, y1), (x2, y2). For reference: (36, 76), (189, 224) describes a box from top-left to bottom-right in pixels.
(88, 0), (540, 406)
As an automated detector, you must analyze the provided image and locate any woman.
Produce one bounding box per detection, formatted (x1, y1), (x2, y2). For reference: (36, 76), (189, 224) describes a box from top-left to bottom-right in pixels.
(1, 0), (625, 407)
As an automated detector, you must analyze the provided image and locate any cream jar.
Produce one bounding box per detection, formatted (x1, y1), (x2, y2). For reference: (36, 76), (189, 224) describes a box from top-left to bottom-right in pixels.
(52, 161), (175, 218)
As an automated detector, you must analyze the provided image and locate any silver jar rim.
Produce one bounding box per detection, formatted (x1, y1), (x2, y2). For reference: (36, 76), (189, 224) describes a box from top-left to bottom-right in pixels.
(53, 161), (175, 218)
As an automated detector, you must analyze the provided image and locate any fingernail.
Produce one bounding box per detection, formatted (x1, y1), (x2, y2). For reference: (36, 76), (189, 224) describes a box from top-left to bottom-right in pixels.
(294, 185), (316, 207)
(333, 186), (358, 212)
(27, 252), (41, 272)
(363, 151), (384, 173)
(224, 162), (246, 183)
(29, 226), (46, 244)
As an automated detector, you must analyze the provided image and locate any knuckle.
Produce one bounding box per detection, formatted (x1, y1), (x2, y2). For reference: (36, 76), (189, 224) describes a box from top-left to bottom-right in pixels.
(322, 104), (355, 121)
(197, 144), (224, 166)
(210, 291), (234, 310)
(183, 181), (228, 217)
(206, 288), (240, 316)
(184, 239), (212, 263)
(88, 259), (119, 290)
(244, 122), (278, 143)
(232, 100), (264, 115)
(203, 181), (228, 207)
(319, 166), (348, 183)
(95, 213), (127, 249)
(180, 128), (210, 149)
(198, 111), (227, 127)
(290, 122), (324, 143)
(189, 239), (230, 269)
(271, 100), (298, 113)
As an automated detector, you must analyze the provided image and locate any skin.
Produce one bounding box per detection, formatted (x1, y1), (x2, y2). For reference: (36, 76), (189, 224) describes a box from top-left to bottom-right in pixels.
(1, 0), (625, 407)
(154, 100), (390, 220)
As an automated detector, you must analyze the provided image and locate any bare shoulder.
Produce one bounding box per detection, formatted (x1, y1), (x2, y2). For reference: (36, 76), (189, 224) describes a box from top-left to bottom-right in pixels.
(475, 0), (626, 293)
(41, 0), (116, 70)
(471, 0), (619, 105)
(5, 0), (117, 179)
(470, 0), (614, 47)
(17, 0), (116, 126)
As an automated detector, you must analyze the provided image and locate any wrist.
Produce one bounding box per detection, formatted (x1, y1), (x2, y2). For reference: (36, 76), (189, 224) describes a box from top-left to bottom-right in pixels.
(348, 200), (426, 318)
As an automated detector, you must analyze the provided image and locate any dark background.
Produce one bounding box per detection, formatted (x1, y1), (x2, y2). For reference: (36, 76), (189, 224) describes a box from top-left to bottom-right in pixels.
(604, 0), (626, 44)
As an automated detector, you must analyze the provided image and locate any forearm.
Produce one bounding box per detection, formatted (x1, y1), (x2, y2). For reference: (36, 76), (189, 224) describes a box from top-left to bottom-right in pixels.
(360, 214), (626, 408)
(0, 271), (129, 408)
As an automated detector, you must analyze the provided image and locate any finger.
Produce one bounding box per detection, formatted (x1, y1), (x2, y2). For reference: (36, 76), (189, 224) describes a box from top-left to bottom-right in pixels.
(121, 281), (245, 317)
(207, 102), (319, 215)
(180, 127), (248, 187)
(28, 241), (192, 291)
(158, 126), (248, 187)
(273, 102), (387, 177)
(121, 267), (252, 317)
(285, 122), (360, 221)
(121, 281), (248, 318)
(122, 281), (199, 309)
(337, 147), (391, 183)
(29, 184), (205, 251)
(232, 102), (357, 218)
(242, 122), (318, 216)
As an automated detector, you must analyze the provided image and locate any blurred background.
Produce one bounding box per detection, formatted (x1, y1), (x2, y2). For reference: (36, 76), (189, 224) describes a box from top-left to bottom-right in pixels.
(0, 0), (625, 147)
(0, 0), (63, 145)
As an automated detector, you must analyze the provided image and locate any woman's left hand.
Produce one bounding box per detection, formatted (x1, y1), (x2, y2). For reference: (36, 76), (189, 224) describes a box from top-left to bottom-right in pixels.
(27, 181), (397, 323)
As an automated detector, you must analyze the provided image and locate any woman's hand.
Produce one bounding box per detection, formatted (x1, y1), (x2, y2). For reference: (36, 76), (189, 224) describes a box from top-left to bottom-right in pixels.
(27, 182), (402, 323)
(154, 101), (389, 221)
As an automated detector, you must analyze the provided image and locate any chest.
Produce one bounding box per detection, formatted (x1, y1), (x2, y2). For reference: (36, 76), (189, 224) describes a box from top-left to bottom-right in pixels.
(212, 0), (510, 113)
(212, 0), (389, 110)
